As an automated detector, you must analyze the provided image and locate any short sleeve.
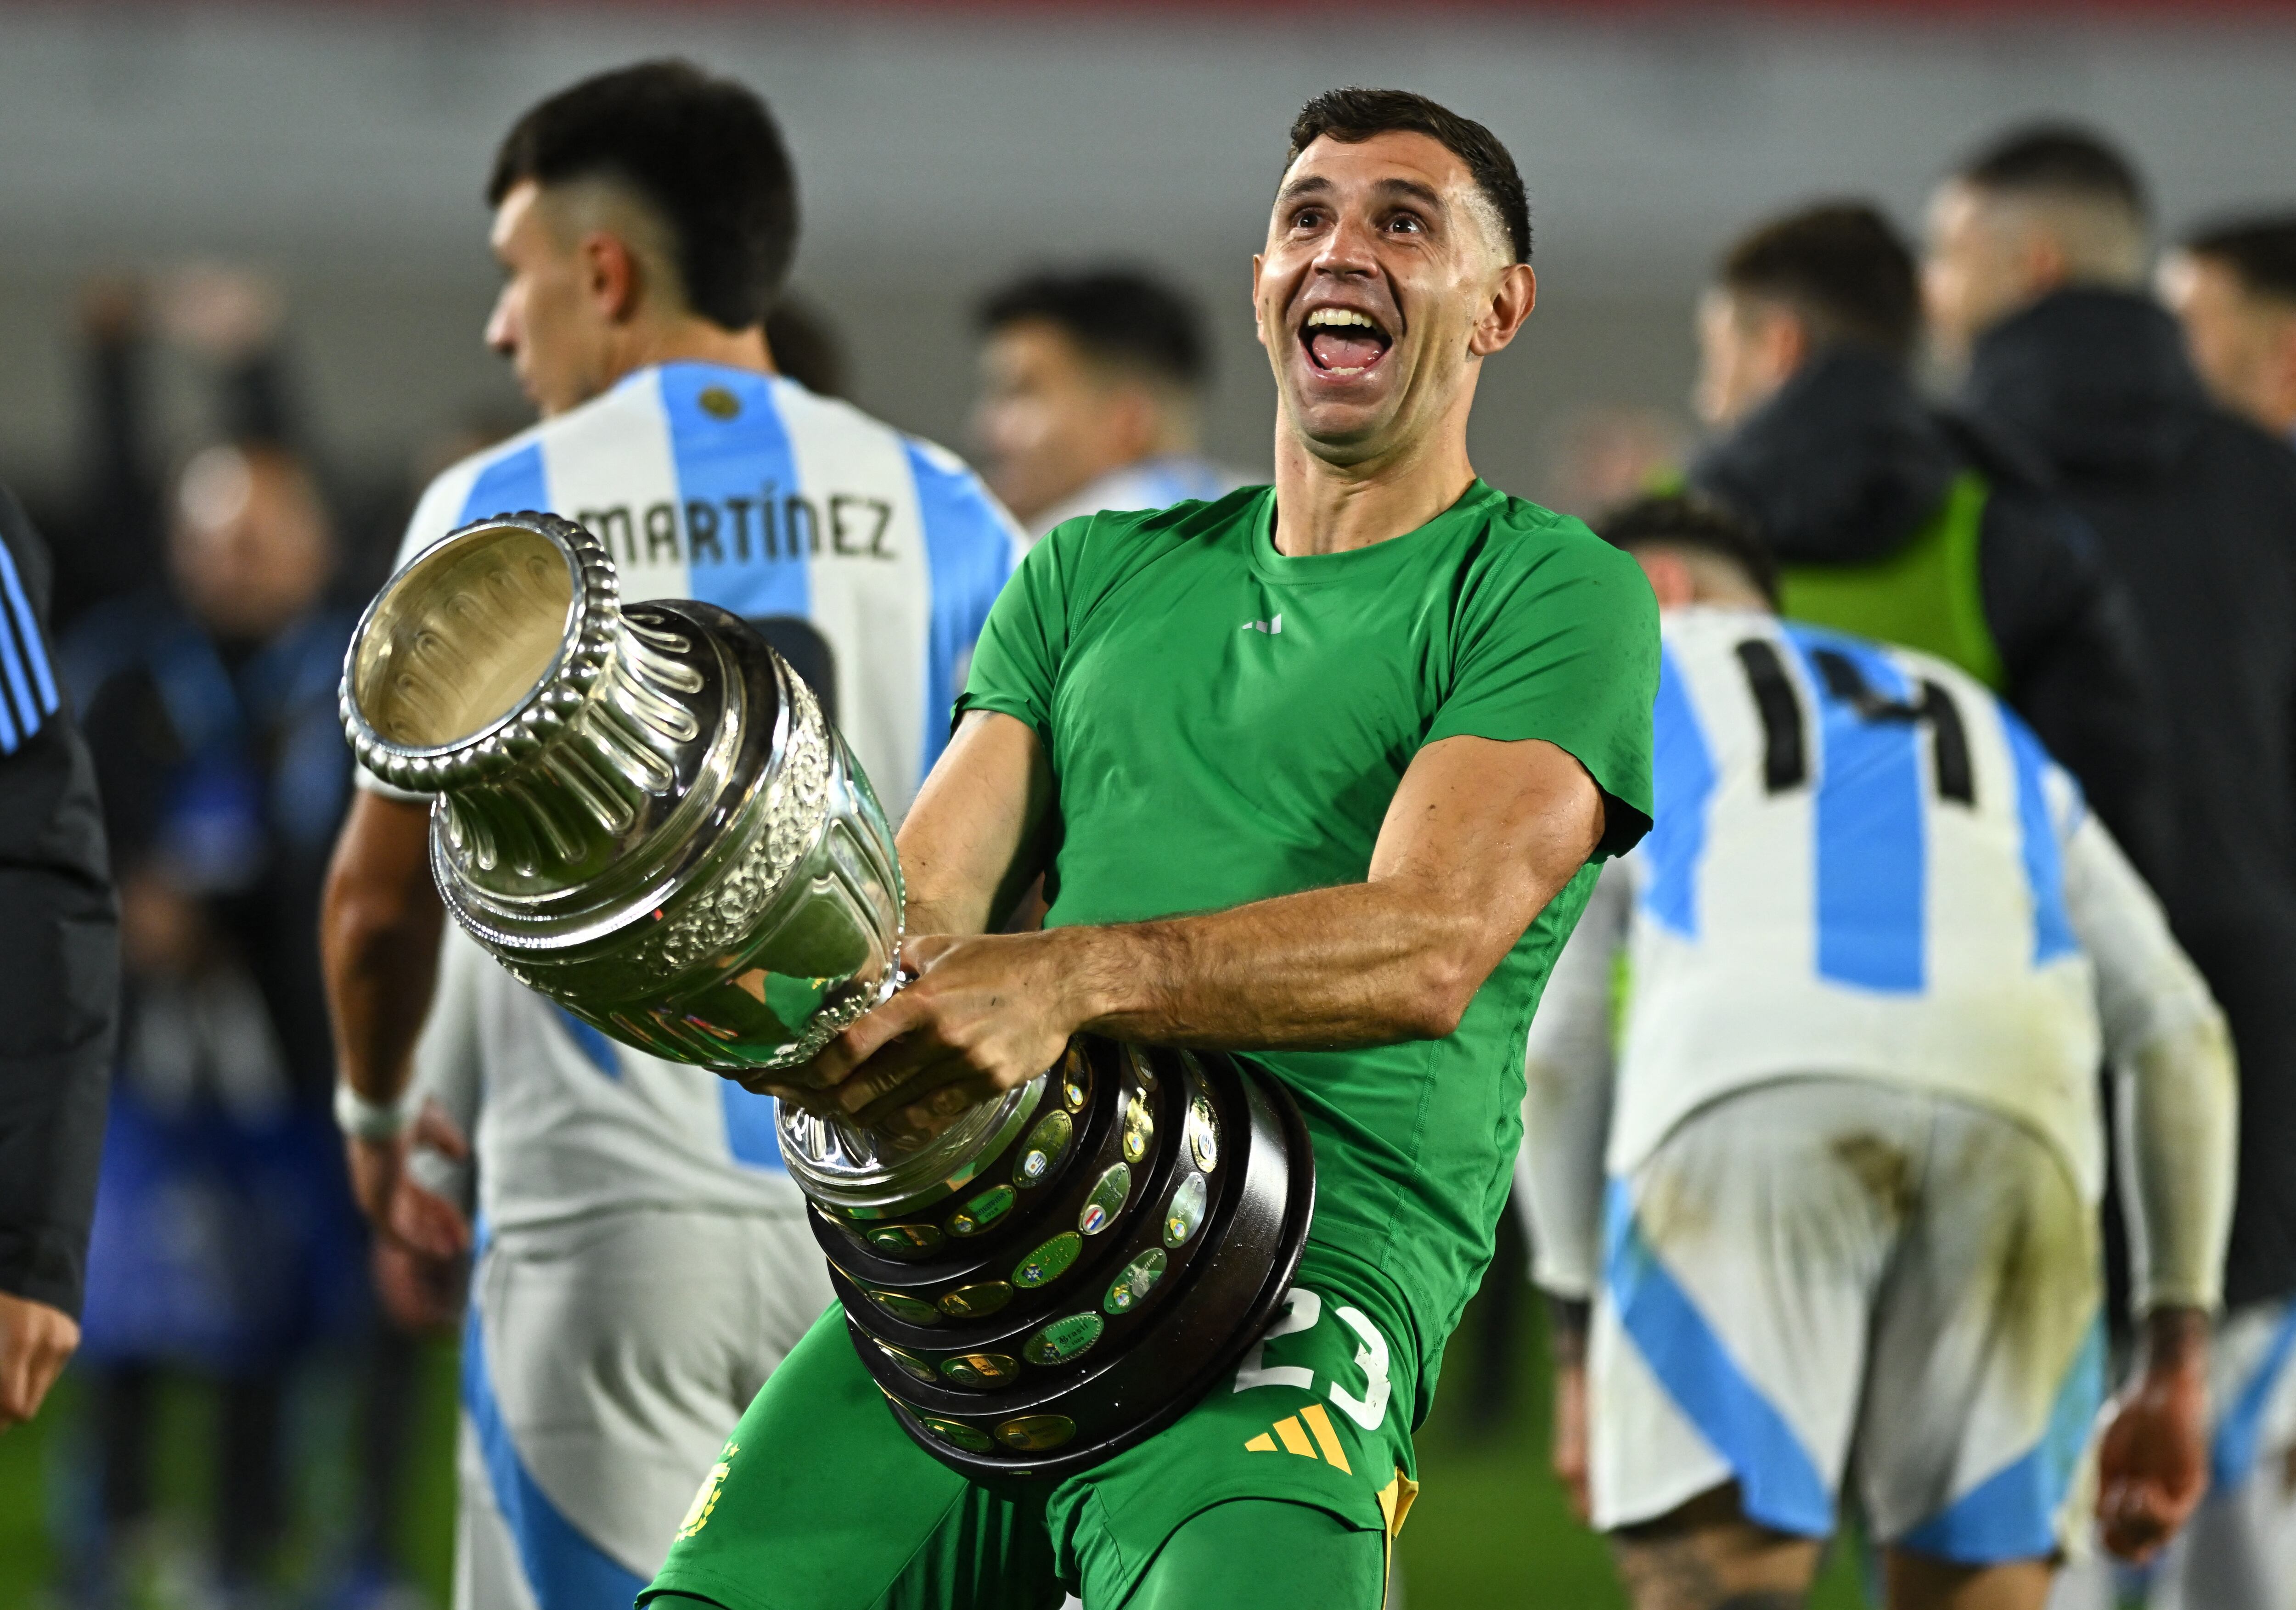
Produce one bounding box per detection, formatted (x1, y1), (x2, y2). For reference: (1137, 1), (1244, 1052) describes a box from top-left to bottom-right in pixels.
(1424, 522), (1659, 859)
(952, 513), (1086, 743)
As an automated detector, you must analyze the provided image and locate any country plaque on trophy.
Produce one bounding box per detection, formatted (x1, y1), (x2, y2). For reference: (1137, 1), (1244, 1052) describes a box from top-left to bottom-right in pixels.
(341, 511), (1314, 1478)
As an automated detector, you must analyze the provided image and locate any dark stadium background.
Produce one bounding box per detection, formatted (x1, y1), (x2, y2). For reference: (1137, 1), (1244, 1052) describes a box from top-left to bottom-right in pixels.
(2, 1), (2291, 1602)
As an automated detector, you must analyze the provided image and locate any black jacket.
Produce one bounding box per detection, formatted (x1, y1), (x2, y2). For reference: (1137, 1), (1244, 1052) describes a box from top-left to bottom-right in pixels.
(1967, 289), (2296, 1309)
(0, 485), (118, 1318)
(1690, 349), (2171, 879)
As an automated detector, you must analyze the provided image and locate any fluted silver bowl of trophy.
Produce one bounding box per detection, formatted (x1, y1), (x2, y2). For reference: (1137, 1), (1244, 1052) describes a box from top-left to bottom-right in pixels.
(341, 511), (1312, 1478)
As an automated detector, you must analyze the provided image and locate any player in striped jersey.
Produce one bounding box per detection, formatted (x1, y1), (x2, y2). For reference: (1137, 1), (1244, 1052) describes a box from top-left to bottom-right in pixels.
(318, 64), (1020, 1610)
(1517, 496), (2235, 1610)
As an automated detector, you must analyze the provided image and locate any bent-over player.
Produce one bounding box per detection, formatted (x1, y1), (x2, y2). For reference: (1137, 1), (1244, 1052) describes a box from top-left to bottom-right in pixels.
(318, 63), (1020, 1609)
(642, 88), (1659, 1610)
(1519, 495), (2234, 1610)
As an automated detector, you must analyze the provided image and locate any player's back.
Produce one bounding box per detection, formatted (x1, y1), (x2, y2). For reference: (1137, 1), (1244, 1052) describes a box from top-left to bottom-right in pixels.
(400, 361), (1018, 817)
(1610, 605), (2103, 1186)
(397, 360), (1020, 1233)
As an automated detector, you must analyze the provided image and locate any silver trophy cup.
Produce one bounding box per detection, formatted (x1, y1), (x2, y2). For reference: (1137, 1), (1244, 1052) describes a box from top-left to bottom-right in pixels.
(343, 511), (1311, 1477)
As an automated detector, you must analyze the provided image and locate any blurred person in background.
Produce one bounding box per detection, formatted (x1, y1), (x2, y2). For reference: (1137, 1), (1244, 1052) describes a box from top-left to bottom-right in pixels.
(2159, 214), (2296, 444)
(1688, 201), (2168, 882)
(971, 265), (1244, 539)
(53, 281), (167, 629)
(0, 486), (118, 1435)
(1523, 494), (2230, 1610)
(62, 432), (374, 1606)
(320, 61), (1019, 1610)
(1926, 125), (2296, 1610)
(1536, 403), (1691, 521)
(51, 269), (303, 630)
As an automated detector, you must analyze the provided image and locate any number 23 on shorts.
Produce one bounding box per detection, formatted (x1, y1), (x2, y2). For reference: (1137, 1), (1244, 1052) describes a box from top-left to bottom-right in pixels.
(1232, 1289), (1394, 1431)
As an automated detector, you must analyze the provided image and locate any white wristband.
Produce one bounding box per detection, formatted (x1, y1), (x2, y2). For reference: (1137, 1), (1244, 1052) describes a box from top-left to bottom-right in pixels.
(333, 1080), (418, 1141)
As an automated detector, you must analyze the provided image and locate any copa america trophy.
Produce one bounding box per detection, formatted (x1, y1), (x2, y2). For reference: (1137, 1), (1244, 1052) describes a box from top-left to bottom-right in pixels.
(342, 511), (1313, 1478)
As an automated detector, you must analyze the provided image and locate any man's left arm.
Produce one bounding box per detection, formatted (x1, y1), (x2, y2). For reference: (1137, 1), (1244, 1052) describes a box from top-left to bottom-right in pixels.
(0, 487), (119, 1431)
(794, 732), (1607, 1128)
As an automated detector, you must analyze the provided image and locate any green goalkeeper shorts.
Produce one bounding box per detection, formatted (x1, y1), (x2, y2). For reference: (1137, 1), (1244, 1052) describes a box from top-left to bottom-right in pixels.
(642, 1280), (1420, 1610)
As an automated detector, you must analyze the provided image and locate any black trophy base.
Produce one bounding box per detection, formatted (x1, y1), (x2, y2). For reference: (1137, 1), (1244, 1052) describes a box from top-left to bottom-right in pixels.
(810, 1039), (1315, 1482)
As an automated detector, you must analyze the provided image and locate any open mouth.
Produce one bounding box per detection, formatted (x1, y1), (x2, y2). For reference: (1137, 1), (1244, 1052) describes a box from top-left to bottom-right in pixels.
(1300, 307), (1394, 378)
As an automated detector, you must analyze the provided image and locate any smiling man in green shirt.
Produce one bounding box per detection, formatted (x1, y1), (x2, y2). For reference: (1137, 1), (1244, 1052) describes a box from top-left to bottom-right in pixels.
(647, 86), (1658, 1610)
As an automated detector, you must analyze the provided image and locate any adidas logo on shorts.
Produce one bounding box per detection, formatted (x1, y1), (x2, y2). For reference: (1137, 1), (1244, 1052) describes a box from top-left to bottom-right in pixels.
(1244, 1403), (1351, 1471)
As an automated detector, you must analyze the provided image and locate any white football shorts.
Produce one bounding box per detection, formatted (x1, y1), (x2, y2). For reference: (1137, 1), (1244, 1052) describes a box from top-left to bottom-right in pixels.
(1590, 1076), (2105, 1565)
(454, 1206), (835, 1610)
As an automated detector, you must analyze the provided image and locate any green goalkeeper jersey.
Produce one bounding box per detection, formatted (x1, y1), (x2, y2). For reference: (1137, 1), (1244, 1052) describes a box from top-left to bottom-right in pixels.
(957, 480), (1657, 1423)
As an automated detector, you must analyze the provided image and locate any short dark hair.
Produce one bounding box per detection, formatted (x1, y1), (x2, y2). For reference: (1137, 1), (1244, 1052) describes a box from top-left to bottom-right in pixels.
(1956, 122), (2149, 223)
(489, 60), (799, 332)
(1286, 87), (1531, 265)
(2183, 213), (2296, 307)
(1597, 493), (1781, 609)
(978, 268), (1209, 388)
(1718, 202), (1922, 363)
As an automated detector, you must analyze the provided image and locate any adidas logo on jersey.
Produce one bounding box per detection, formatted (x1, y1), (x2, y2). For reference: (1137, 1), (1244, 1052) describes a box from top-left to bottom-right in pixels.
(1241, 614), (1283, 635)
(1244, 1403), (1352, 1471)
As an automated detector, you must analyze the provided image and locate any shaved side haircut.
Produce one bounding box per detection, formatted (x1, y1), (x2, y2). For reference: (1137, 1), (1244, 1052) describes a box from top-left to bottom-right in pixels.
(1953, 122), (2151, 284)
(1287, 87), (1531, 265)
(491, 60), (799, 332)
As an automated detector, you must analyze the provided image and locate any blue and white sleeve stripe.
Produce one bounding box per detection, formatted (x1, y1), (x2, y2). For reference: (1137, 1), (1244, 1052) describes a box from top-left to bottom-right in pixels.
(0, 539), (61, 754)
(907, 440), (1021, 779)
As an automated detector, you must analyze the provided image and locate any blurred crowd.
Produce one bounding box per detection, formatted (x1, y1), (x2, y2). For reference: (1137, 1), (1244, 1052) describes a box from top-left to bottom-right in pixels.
(0, 57), (2291, 1610)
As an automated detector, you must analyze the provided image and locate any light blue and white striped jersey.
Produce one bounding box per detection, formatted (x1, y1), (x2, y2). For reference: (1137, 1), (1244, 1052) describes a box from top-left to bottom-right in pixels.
(392, 362), (1021, 816)
(1594, 606), (2109, 1185)
(1524, 605), (2225, 1305)
(389, 363), (1022, 1231)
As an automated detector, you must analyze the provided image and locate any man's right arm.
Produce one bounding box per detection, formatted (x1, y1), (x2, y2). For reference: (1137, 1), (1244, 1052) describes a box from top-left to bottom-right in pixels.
(1515, 860), (1629, 1306)
(2063, 810), (2234, 1561)
(2066, 814), (2236, 1317)
(321, 790), (444, 1223)
(893, 709), (1057, 940)
(1514, 860), (1629, 1526)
